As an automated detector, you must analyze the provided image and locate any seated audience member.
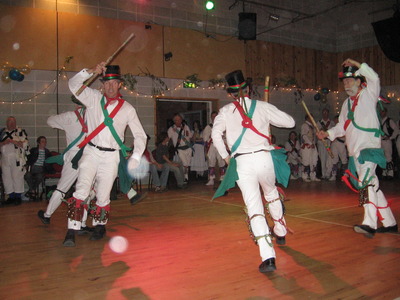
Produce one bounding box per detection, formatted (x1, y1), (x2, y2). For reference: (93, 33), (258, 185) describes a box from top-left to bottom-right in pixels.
(25, 136), (52, 200)
(155, 132), (187, 189)
(142, 135), (170, 192)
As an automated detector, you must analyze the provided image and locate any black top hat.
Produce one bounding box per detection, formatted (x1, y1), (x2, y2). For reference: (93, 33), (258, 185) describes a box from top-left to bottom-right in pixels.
(101, 65), (122, 82)
(338, 66), (365, 82)
(225, 70), (248, 93)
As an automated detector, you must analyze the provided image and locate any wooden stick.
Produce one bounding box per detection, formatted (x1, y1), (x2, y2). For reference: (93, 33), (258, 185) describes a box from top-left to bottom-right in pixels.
(264, 76), (270, 102)
(263, 75), (272, 138)
(75, 33), (135, 96)
(301, 100), (334, 158)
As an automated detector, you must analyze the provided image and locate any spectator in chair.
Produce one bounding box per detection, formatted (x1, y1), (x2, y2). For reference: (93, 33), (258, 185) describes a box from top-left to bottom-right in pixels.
(25, 136), (52, 200)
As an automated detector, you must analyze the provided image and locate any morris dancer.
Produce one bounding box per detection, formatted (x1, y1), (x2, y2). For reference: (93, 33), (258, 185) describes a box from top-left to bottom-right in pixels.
(167, 113), (193, 182)
(317, 108), (334, 180)
(300, 114), (320, 182)
(379, 107), (399, 180)
(317, 58), (398, 237)
(212, 70), (295, 273)
(63, 62), (147, 246)
(330, 114), (348, 179)
(285, 131), (301, 180)
(37, 97), (90, 230)
(203, 111), (226, 186)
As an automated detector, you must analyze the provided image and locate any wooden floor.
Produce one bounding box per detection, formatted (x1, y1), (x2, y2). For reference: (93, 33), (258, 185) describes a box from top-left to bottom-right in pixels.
(0, 177), (399, 300)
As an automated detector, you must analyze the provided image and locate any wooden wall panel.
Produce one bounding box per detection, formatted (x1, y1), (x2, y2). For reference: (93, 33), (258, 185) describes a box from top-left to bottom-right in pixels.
(58, 13), (164, 76)
(294, 47), (307, 89)
(0, 5), (57, 70)
(338, 46), (400, 87)
(163, 27), (245, 81)
(1, 4), (399, 88)
(245, 42), (337, 90)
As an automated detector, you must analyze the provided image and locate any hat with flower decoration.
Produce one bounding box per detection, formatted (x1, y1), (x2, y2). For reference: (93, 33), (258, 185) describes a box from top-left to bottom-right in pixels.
(338, 66), (365, 82)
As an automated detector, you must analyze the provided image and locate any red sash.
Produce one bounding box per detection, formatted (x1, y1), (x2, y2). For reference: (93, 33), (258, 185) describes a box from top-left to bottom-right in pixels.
(74, 109), (88, 133)
(344, 93), (360, 130)
(232, 100), (272, 145)
(78, 98), (124, 148)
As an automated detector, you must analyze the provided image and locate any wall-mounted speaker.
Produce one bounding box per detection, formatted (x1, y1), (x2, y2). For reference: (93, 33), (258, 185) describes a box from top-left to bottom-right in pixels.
(238, 12), (257, 40)
(372, 17), (400, 63)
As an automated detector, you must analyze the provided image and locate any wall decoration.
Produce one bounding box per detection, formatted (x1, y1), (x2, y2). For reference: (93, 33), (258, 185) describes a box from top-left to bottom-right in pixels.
(1, 62), (31, 83)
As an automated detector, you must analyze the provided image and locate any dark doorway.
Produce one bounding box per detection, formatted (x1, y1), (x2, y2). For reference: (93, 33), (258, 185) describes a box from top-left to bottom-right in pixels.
(155, 97), (219, 141)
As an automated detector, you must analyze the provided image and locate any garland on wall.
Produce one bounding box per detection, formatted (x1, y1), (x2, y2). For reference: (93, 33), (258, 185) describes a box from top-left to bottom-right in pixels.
(1, 60), (399, 111)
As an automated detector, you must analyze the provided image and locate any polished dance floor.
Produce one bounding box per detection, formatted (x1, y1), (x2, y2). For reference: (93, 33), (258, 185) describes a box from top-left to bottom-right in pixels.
(0, 177), (399, 299)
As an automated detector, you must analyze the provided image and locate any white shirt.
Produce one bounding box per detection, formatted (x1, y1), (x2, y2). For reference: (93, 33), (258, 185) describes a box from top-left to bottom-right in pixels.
(212, 97), (295, 158)
(68, 69), (147, 161)
(327, 63), (381, 158)
(202, 124), (213, 143)
(167, 124), (193, 148)
(47, 110), (86, 152)
(301, 121), (316, 146)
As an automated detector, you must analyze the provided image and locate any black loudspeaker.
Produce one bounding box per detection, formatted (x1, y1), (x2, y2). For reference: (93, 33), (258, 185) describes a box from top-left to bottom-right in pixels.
(238, 12), (257, 40)
(372, 17), (400, 63)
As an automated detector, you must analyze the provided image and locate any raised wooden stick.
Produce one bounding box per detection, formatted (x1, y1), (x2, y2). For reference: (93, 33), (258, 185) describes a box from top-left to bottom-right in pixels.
(76, 33), (135, 96)
(301, 100), (334, 158)
(264, 76), (270, 102)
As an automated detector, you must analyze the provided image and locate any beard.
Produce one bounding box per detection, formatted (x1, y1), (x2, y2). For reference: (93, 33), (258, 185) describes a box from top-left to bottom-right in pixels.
(345, 85), (359, 97)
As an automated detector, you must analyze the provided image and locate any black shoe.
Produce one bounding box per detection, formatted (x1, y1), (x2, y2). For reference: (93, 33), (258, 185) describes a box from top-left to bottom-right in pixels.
(376, 224), (398, 233)
(37, 210), (50, 224)
(63, 229), (76, 247)
(353, 224), (376, 238)
(275, 236), (286, 245)
(77, 226), (94, 235)
(89, 225), (106, 241)
(4, 197), (15, 205)
(177, 184), (188, 190)
(259, 257), (276, 273)
(130, 192), (147, 205)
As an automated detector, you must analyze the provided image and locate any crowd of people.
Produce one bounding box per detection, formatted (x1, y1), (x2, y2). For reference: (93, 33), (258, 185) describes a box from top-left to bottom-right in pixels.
(0, 58), (398, 273)
(284, 96), (400, 183)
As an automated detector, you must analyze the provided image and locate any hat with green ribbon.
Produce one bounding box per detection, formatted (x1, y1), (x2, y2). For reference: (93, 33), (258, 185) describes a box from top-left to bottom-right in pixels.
(101, 65), (122, 82)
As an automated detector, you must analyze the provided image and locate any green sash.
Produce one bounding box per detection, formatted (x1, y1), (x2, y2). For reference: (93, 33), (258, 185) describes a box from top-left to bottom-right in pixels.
(348, 148), (386, 188)
(100, 96), (132, 157)
(46, 131), (85, 165)
(213, 100), (257, 199)
(346, 99), (384, 137)
(213, 100), (290, 199)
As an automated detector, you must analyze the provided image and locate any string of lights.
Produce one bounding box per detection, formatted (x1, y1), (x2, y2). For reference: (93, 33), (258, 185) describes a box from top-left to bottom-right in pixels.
(1, 71), (398, 105)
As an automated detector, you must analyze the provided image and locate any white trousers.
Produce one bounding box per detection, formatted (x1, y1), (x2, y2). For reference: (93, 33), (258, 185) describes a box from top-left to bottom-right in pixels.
(236, 151), (286, 262)
(177, 148), (193, 168)
(331, 140), (348, 165)
(317, 140), (333, 178)
(1, 152), (25, 194)
(207, 144), (225, 168)
(45, 151), (79, 218)
(69, 145), (119, 229)
(354, 159), (396, 229)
